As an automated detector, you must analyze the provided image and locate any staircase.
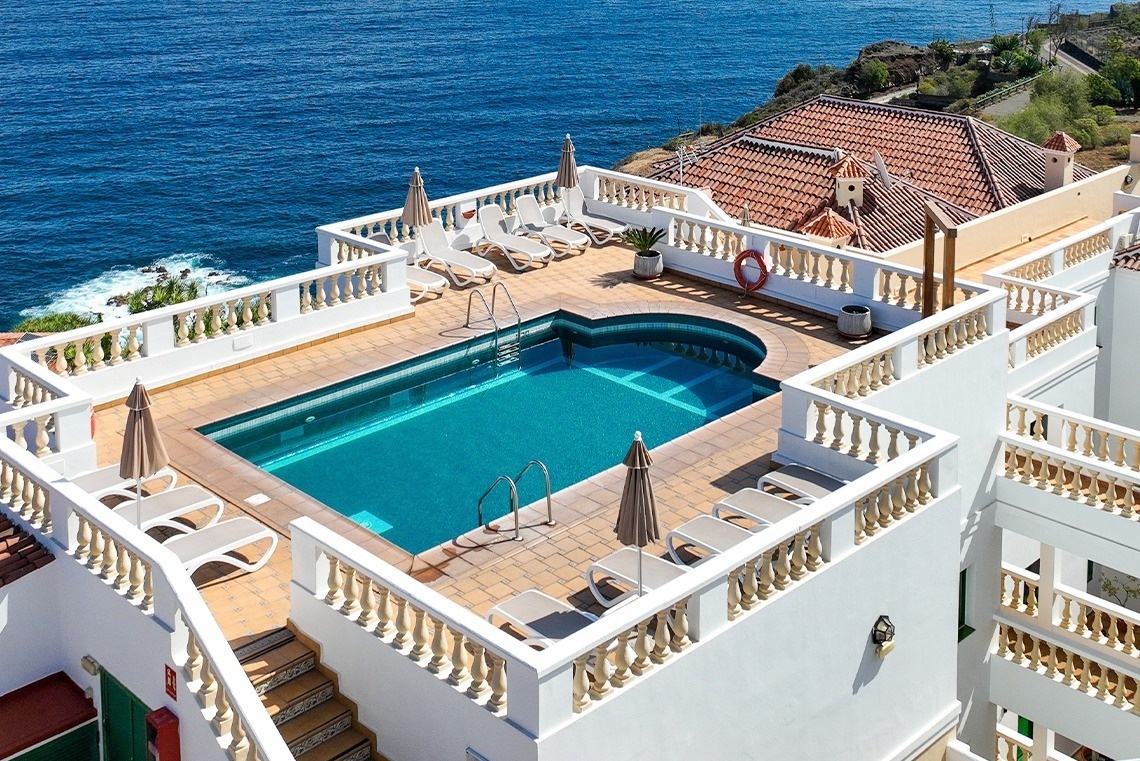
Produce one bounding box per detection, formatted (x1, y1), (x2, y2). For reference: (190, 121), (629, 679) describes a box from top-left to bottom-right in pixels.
(235, 628), (380, 761)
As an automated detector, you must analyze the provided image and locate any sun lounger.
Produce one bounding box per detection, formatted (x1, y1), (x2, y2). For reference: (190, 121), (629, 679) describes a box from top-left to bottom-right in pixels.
(486, 589), (598, 648)
(712, 488), (804, 528)
(758, 464), (846, 502)
(514, 195), (589, 256)
(562, 185), (629, 245)
(162, 516), (279, 576)
(369, 233), (449, 302)
(111, 485), (225, 533)
(665, 515), (759, 566)
(475, 205), (554, 271)
(72, 464), (178, 501)
(416, 219), (497, 286)
(586, 546), (689, 607)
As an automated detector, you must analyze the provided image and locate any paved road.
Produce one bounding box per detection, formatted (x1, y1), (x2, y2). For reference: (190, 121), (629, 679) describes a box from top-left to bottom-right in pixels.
(982, 53), (1098, 117)
(1055, 47), (1096, 76)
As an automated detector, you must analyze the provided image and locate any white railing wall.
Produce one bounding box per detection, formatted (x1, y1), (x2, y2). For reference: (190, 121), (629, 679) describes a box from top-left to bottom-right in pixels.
(0, 438), (292, 761)
(288, 431), (956, 760)
(3, 247), (411, 408)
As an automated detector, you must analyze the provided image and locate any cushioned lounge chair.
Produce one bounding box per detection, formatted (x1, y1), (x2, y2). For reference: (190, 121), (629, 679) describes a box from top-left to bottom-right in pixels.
(111, 485), (224, 533)
(416, 220), (497, 286)
(476, 205), (554, 271)
(73, 464), (178, 501)
(514, 195), (589, 256)
(758, 464), (846, 502)
(585, 546), (689, 608)
(562, 185), (629, 245)
(711, 488), (804, 528)
(368, 232), (449, 302)
(162, 516), (279, 576)
(486, 589), (598, 648)
(665, 514), (758, 566)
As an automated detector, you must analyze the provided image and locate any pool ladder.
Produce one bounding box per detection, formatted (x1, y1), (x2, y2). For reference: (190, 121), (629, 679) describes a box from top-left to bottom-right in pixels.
(474, 460), (556, 541)
(466, 282), (522, 370)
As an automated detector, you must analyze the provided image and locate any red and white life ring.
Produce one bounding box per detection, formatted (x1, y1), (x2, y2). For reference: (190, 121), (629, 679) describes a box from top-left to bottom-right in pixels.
(734, 249), (768, 292)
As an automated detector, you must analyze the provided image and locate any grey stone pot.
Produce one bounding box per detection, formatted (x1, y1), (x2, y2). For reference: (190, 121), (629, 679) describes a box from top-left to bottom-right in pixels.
(838, 304), (872, 339)
(633, 250), (663, 280)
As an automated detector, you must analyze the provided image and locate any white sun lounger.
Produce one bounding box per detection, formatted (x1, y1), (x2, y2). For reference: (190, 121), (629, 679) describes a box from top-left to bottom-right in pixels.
(562, 185), (629, 245)
(369, 233), (449, 302)
(486, 589), (599, 648)
(712, 488), (805, 528)
(111, 485), (225, 533)
(758, 464), (846, 502)
(162, 516), (279, 576)
(476, 205), (554, 271)
(665, 515), (759, 566)
(416, 220), (497, 286)
(586, 546), (690, 607)
(72, 464), (178, 501)
(514, 195), (589, 256)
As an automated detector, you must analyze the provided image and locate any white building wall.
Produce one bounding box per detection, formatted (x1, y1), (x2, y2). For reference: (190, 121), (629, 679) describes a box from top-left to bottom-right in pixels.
(294, 487), (962, 761)
(1103, 267), (1140, 430)
(0, 562), (65, 697)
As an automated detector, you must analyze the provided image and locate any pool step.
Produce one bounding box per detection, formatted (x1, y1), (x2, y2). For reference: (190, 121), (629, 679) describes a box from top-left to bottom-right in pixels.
(231, 626), (387, 761)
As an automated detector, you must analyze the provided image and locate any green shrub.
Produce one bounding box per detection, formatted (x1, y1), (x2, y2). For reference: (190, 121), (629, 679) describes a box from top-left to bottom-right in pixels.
(1092, 105), (1118, 125)
(1102, 123), (1133, 146)
(991, 34), (1022, 53)
(928, 38), (955, 66)
(125, 274), (204, 314)
(1088, 74), (1123, 106)
(1072, 117), (1102, 148)
(856, 60), (889, 91)
(11, 312), (99, 333)
(774, 63), (818, 97)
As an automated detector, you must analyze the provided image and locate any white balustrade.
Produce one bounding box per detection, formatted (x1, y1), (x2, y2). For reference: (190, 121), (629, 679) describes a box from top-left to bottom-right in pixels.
(1006, 396), (1140, 475)
(596, 174), (688, 212)
(995, 619), (1140, 714)
(851, 458), (933, 544)
(1007, 296), (1092, 370)
(1001, 435), (1140, 522)
(999, 564), (1041, 618)
(995, 724), (1035, 761)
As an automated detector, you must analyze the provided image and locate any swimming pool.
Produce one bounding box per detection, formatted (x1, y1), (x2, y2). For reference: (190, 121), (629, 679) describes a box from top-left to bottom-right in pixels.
(203, 312), (775, 554)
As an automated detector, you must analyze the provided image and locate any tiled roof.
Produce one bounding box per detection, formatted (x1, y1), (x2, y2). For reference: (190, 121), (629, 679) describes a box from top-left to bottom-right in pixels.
(830, 154), (867, 178)
(1112, 249), (1140, 271)
(0, 672), (97, 760)
(651, 134), (976, 252)
(1042, 131), (1082, 153)
(799, 208), (857, 238)
(665, 95), (1095, 216)
(0, 514), (54, 587)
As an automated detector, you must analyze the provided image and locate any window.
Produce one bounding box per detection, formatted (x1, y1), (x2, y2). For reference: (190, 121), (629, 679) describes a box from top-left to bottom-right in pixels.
(958, 567), (974, 641)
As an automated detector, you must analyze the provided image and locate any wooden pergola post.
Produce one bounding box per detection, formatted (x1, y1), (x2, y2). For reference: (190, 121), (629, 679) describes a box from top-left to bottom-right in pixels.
(921, 201), (960, 317)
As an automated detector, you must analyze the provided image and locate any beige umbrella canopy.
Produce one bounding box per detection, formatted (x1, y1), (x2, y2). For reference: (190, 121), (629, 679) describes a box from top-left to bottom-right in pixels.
(119, 379), (170, 529)
(401, 166), (433, 229)
(556, 134), (579, 189)
(614, 431), (660, 596)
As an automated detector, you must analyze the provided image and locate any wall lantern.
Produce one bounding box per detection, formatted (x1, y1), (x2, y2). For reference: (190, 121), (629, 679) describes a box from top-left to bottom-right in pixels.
(81, 655), (102, 676)
(872, 615), (895, 658)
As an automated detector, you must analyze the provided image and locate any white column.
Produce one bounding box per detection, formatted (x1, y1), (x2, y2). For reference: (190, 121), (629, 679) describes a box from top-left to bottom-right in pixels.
(1031, 724), (1054, 761)
(1038, 543), (1058, 627)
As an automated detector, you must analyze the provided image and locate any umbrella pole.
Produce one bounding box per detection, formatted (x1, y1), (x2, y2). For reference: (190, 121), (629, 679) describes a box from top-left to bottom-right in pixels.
(135, 476), (142, 530)
(637, 546), (644, 597)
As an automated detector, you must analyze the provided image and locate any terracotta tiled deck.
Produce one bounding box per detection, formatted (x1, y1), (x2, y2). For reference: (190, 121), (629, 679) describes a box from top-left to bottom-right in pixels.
(957, 217), (1099, 284)
(92, 242), (853, 643)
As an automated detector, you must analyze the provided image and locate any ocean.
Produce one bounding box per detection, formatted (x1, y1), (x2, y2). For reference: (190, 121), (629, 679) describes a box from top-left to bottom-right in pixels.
(0, 0), (1089, 328)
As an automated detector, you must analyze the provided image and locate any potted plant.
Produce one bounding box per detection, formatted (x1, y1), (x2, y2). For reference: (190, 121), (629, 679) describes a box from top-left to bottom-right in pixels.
(622, 227), (667, 280)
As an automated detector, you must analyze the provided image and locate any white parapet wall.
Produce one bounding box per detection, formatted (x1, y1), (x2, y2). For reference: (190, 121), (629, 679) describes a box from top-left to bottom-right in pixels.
(288, 424), (962, 761)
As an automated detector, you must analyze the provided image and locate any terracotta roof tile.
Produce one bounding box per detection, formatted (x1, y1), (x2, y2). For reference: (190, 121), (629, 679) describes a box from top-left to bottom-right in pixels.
(1112, 249), (1140, 271)
(651, 135), (975, 252)
(829, 154), (867, 178)
(1042, 131), (1082, 153)
(0, 514), (54, 588)
(0, 672), (97, 759)
(799, 208), (858, 238)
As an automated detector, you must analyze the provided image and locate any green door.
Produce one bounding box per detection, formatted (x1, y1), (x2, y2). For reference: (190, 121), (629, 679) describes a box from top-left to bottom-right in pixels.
(100, 672), (149, 761)
(13, 722), (98, 761)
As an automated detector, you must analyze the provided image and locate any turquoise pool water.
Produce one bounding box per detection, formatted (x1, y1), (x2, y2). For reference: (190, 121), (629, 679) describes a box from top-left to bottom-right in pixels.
(204, 313), (774, 554)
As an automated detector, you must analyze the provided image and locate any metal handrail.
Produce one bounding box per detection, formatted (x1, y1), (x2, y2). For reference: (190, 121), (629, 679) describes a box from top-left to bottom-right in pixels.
(476, 475), (521, 541)
(466, 288), (501, 366)
(514, 459), (556, 526)
(491, 282), (522, 351)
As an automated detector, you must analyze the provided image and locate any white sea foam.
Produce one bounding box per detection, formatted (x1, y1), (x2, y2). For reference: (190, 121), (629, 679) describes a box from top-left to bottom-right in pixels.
(21, 254), (250, 322)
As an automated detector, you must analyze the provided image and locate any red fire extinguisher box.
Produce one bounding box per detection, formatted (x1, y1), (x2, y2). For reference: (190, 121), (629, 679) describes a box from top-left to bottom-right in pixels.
(145, 707), (180, 761)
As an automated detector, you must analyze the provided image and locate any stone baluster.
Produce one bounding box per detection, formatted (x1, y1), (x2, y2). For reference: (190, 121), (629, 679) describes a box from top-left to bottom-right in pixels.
(448, 631), (471, 685)
(572, 655), (590, 712)
(486, 654), (507, 712)
(411, 607), (431, 661)
(466, 643), (491, 699)
(394, 596), (413, 650)
(428, 618), (450, 674)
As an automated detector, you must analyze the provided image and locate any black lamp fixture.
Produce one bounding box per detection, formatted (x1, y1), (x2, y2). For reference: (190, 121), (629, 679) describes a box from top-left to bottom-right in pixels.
(872, 614), (896, 657)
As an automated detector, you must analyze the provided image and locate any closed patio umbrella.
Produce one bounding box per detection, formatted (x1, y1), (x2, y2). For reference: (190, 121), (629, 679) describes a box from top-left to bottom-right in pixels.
(119, 379), (170, 530)
(556, 134), (579, 189)
(401, 166), (433, 246)
(614, 431), (660, 597)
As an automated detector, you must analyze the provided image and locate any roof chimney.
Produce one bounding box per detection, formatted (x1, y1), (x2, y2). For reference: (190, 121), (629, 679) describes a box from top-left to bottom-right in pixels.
(799, 208), (858, 248)
(830, 155), (867, 208)
(1041, 131), (1080, 192)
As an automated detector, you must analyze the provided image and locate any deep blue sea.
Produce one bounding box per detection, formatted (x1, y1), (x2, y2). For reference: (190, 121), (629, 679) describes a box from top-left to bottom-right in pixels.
(0, 0), (1096, 328)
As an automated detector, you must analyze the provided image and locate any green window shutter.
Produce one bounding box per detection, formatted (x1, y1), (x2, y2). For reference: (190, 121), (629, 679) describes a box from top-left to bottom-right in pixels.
(12, 722), (98, 761)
